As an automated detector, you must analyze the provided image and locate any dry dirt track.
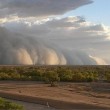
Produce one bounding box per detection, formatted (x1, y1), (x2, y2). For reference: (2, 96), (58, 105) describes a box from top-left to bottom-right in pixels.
(0, 81), (110, 110)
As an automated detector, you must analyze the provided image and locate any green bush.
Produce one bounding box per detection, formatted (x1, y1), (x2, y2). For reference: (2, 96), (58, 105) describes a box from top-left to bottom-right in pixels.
(59, 70), (73, 82)
(105, 72), (110, 82)
(43, 71), (60, 87)
(0, 97), (24, 110)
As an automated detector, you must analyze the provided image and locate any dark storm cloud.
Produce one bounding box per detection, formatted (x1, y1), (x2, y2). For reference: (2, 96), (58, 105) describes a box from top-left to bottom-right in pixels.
(0, 0), (93, 18)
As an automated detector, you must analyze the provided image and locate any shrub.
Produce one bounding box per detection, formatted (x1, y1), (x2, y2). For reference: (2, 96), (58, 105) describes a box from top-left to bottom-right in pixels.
(0, 97), (24, 110)
(43, 71), (60, 87)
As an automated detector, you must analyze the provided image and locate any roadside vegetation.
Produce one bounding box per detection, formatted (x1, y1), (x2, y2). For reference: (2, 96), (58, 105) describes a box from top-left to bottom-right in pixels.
(0, 97), (24, 110)
(0, 66), (110, 84)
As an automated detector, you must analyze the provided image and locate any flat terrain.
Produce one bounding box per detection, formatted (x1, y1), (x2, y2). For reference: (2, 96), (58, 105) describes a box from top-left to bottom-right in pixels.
(0, 81), (110, 109)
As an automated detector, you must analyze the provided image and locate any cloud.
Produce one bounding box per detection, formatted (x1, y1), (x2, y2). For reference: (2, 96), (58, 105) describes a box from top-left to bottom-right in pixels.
(0, 16), (110, 65)
(0, 0), (92, 18)
(0, 25), (97, 65)
(0, 26), (67, 65)
(89, 56), (107, 65)
(0, 0), (109, 65)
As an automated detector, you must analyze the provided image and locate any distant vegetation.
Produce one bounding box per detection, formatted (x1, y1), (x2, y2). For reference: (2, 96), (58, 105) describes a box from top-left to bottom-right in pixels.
(0, 97), (24, 110)
(0, 66), (110, 83)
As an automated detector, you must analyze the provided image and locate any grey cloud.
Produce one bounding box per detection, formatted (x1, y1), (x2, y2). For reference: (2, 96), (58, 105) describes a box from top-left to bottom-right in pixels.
(0, 25), (100, 65)
(0, 0), (93, 18)
(0, 26), (67, 65)
(0, 16), (109, 65)
(7, 16), (108, 43)
(4, 17), (110, 64)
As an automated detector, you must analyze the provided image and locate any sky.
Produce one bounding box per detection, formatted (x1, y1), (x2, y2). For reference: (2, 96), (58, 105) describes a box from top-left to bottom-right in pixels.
(63, 0), (110, 26)
(0, 0), (110, 65)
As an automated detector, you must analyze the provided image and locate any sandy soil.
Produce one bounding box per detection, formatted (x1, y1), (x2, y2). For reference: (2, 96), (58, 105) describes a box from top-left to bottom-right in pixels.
(0, 81), (110, 109)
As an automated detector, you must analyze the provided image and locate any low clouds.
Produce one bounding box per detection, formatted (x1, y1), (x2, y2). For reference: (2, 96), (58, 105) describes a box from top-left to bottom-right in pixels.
(0, 0), (92, 18)
(0, 16), (110, 65)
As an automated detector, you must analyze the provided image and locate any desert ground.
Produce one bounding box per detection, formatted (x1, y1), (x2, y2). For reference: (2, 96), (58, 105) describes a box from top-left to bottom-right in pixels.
(0, 81), (110, 110)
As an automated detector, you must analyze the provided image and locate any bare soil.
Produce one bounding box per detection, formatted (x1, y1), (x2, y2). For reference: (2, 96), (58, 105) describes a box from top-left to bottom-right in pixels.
(0, 81), (110, 109)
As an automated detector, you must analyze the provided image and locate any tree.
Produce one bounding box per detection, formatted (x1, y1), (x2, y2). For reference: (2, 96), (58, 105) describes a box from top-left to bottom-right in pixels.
(43, 71), (60, 87)
(59, 70), (73, 82)
(105, 72), (110, 82)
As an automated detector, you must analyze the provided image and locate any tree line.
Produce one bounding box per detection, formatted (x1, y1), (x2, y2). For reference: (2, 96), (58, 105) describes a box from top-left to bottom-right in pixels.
(0, 66), (110, 83)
